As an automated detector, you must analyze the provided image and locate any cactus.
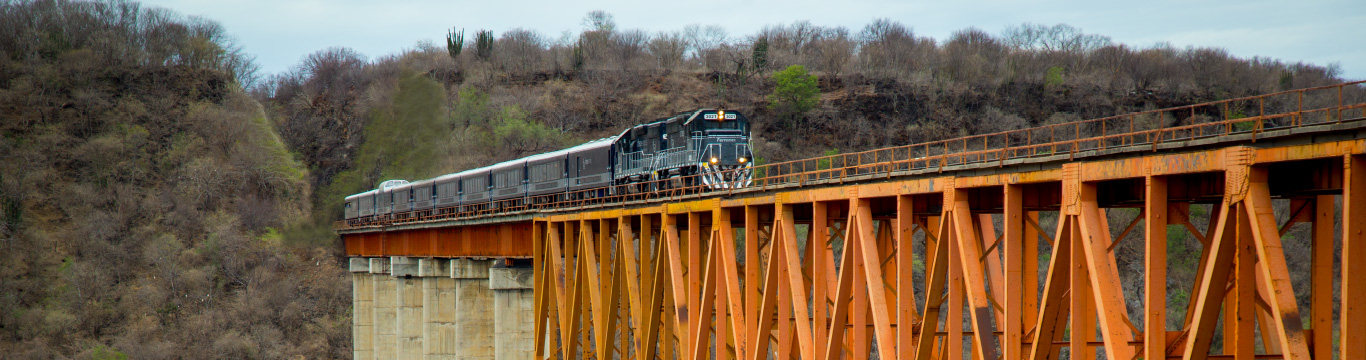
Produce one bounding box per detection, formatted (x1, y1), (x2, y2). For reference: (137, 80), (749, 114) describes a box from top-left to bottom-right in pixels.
(475, 30), (494, 61)
(445, 28), (464, 60)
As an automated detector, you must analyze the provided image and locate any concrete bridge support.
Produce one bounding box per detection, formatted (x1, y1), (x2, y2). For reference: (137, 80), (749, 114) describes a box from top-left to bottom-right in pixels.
(392, 257), (424, 359)
(368, 258), (395, 360)
(349, 257), (528, 360)
(490, 266), (534, 360)
(451, 259), (495, 359)
(349, 259), (374, 360)
(419, 259), (457, 359)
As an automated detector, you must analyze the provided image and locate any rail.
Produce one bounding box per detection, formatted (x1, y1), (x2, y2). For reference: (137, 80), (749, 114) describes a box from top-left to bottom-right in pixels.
(337, 80), (1366, 231)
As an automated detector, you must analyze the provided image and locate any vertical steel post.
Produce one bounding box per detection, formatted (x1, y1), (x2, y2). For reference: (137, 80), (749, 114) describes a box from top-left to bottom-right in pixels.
(1005, 185), (1024, 360)
(1311, 195), (1333, 359)
(898, 194), (917, 360)
(1144, 176), (1167, 360)
(1344, 155), (1366, 359)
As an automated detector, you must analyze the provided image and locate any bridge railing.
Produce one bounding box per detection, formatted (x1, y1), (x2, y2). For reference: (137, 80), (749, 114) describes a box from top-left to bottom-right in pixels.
(750, 80), (1366, 187)
(336, 81), (1366, 230)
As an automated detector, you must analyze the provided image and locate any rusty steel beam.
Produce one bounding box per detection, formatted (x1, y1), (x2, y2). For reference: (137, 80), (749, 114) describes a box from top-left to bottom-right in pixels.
(525, 142), (1366, 360)
(1145, 175), (1168, 360)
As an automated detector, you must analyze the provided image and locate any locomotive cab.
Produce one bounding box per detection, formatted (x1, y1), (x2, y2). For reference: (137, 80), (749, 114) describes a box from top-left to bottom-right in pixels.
(695, 110), (751, 166)
(691, 110), (753, 189)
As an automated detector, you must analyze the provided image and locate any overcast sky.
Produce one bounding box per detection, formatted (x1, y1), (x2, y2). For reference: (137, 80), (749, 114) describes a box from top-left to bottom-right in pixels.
(145, 0), (1365, 80)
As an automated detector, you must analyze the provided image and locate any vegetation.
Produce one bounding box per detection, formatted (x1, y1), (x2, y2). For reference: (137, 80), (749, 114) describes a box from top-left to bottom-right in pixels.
(0, 1), (346, 358)
(768, 65), (821, 123)
(446, 28), (465, 60)
(751, 36), (769, 72)
(1, 1), (1363, 358)
(475, 30), (494, 61)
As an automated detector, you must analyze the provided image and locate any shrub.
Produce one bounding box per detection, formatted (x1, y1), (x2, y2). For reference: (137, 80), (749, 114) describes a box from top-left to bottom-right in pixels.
(768, 65), (820, 120)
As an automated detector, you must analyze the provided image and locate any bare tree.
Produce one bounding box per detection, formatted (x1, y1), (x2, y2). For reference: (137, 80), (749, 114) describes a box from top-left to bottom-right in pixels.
(648, 31), (687, 69)
(811, 27), (852, 77)
(612, 29), (648, 71)
(1124, 45), (1176, 91)
(683, 24), (728, 61)
(1090, 44), (1130, 80)
(943, 28), (1006, 87)
(582, 10), (616, 32)
(1003, 23), (1112, 56)
(788, 20), (819, 55)
(496, 28), (546, 73)
(578, 29), (612, 70)
(858, 18), (912, 76)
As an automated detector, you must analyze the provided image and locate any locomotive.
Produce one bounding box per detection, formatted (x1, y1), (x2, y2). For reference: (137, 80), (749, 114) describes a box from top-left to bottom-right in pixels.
(344, 109), (753, 223)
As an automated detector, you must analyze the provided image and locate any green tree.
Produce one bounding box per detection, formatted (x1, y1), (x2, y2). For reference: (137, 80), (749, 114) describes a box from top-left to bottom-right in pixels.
(768, 65), (820, 120)
(452, 86), (493, 128)
(491, 105), (566, 158)
(1045, 66), (1065, 87)
(817, 148), (839, 169)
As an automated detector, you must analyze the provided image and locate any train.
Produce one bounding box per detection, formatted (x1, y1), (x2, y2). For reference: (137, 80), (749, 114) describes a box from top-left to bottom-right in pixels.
(343, 109), (754, 224)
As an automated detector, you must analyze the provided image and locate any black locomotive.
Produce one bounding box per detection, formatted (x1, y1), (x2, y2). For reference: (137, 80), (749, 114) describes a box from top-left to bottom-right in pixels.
(344, 109), (753, 223)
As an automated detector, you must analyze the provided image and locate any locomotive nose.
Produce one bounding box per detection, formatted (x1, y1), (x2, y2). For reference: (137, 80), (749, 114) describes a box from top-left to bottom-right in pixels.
(715, 140), (750, 166)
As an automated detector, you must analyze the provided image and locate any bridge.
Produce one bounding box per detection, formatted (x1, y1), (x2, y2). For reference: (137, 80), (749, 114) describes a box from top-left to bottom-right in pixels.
(338, 81), (1366, 360)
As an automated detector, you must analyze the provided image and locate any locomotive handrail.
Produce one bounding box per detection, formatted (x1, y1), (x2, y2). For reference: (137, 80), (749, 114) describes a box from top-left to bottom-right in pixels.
(337, 81), (1366, 231)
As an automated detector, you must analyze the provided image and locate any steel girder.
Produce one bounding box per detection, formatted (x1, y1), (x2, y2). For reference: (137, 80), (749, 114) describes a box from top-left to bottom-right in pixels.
(533, 141), (1366, 360)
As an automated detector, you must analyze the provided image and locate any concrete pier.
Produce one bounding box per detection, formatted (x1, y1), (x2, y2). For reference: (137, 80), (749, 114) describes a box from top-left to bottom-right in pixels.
(490, 266), (534, 360)
(392, 257), (423, 359)
(369, 258), (395, 360)
(350, 259), (374, 360)
(451, 259), (495, 359)
(350, 257), (530, 360)
(420, 259), (457, 359)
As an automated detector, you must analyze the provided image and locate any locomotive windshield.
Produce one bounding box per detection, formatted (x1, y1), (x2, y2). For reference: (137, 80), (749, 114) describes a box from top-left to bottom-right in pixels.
(706, 119), (743, 130)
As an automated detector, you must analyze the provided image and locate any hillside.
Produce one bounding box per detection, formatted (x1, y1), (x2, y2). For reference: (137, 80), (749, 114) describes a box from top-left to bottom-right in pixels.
(0, 2), (348, 358)
(264, 20), (1348, 223)
(0, 0), (1356, 358)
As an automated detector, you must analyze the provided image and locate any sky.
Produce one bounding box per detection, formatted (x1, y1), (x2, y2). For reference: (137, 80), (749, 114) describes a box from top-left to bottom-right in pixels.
(145, 0), (1366, 80)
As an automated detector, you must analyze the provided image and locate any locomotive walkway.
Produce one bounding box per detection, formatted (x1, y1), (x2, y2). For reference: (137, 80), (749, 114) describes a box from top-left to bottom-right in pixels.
(340, 81), (1366, 360)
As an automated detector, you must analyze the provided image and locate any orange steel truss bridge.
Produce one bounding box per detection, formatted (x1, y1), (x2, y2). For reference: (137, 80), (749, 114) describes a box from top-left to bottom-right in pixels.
(339, 81), (1366, 360)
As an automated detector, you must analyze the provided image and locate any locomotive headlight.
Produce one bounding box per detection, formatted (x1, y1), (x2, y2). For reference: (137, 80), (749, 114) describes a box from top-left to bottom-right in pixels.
(738, 157), (746, 163)
(710, 157), (718, 164)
